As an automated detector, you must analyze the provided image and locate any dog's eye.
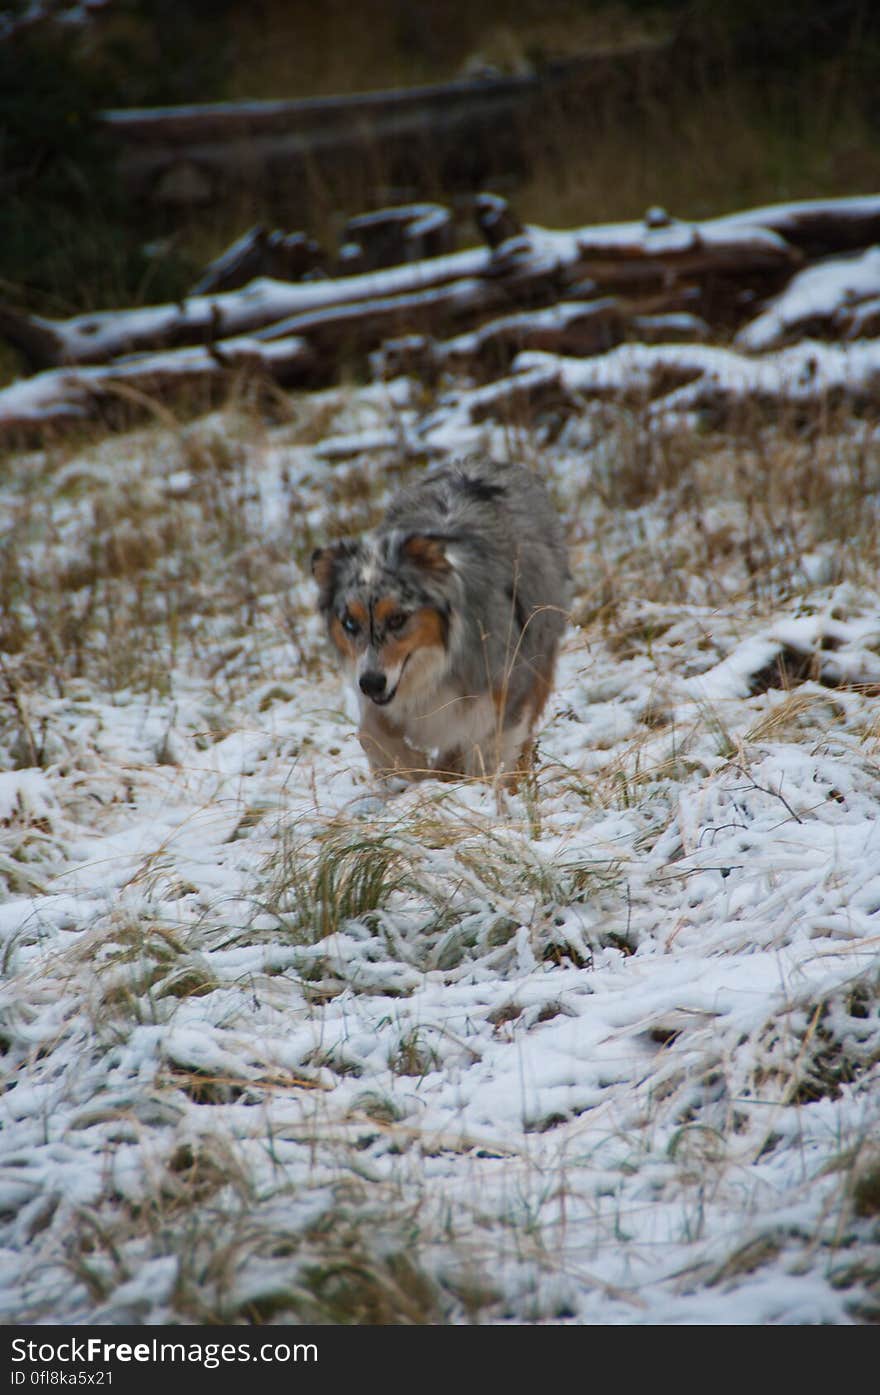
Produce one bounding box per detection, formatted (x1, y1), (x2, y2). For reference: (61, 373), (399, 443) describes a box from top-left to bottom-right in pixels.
(386, 611), (409, 632)
(341, 613), (361, 635)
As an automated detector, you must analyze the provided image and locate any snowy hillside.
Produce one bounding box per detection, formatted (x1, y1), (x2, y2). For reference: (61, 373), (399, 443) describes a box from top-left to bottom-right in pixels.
(0, 368), (878, 1324)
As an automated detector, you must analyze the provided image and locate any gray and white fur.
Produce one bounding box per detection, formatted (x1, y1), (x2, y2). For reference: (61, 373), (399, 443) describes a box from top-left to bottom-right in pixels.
(312, 461), (570, 782)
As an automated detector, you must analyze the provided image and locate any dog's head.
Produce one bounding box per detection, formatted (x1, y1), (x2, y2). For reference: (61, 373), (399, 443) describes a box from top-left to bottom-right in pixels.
(311, 531), (456, 709)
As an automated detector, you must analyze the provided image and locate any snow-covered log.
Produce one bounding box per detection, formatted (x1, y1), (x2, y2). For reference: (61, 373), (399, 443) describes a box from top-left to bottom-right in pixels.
(717, 194), (880, 257)
(472, 192), (524, 249)
(375, 301), (713, 383)
(375, 300), (626, 383)
(0, 334), (315, 447)
(840, 296), (880, 340)
(4, 193), (878, 450)
(735, 246), (880, 351)
(438, 339), (880, 435)
(190, 227), (325, 294)
(558, 215), (798, 289)
(338, 204), (455, 273)
(0, 245), (500, 372)
(0, 208), (799, 373)
(252, 277), (523, 371)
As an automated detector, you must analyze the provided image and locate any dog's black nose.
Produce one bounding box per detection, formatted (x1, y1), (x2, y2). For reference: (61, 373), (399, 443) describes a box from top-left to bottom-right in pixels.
(359, 670), (387, 699)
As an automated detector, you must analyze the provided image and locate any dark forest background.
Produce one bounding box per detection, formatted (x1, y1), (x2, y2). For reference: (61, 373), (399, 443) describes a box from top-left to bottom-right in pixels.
(2, 0), (879, 322)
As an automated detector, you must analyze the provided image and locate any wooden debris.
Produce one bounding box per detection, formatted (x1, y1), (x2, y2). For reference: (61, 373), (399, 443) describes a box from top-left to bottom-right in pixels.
(253, 278), (515, 372)
(3, 192), (880, 443)
(630, 311), (710, 343)
(442, 339), (880, 436)
(191, 227), (326, 294)
(720, 195), (880, 257)
(338, 204), (455, 273)
(736, 245), (880, 351)
(0, 247), (492, 371)
(375, 300), (626, 383)
(100, 48), (671, 211)
(0, 335), (315, 448)
(473, 193), (524, 249)
(841, 297), (880, 340)
(0, 205), (799, 373)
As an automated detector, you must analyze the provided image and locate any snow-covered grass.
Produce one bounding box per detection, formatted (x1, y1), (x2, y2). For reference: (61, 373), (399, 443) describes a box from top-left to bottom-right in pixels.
(0, 379), (879, 1325)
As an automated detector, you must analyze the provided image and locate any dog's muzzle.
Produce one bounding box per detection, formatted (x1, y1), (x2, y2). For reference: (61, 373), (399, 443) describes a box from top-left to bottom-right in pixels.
(359, 659), (408, 706)
(359, 669), (391, 704)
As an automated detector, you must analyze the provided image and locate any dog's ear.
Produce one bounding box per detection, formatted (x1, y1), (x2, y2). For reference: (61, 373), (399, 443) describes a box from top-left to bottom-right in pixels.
(311, 539), (356, 601)
(400, 533), (453, 574)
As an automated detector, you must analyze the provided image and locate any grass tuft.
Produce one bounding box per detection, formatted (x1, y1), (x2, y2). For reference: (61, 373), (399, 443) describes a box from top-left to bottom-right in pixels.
(261, 820), (411, 944)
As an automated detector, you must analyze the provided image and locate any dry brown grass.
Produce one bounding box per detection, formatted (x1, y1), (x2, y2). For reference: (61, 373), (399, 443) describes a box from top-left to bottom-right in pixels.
(560, 403), (880, 626)
(224, 0), (659, 102)
(0, 413), (305, 715)
(517, 55), (880, 229)
(3, 367), (880, 1322)
(161, 8), (880, 279)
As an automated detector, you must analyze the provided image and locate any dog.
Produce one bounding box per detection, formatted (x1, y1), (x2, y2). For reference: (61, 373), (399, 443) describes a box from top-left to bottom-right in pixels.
(312, 461), (570, 783)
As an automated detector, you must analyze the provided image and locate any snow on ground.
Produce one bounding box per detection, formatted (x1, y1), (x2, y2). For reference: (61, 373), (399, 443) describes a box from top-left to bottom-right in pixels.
(0, 376), (878, 1325)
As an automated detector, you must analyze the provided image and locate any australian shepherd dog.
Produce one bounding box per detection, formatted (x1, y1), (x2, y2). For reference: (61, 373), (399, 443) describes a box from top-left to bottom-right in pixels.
(312, 461), (570, 783)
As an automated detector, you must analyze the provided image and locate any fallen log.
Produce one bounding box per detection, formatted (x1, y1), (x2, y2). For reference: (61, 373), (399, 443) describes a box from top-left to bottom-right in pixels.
(375, 299), (626, 383)
(253, 231), (579, 360)
(718, 194), (880, 258)
(253, 277), (517, 371)
(376, 302), (710, 383)
(638, 339), (880, 423)
(100, 47), (670, 211)
(460, 349), (704, 424)
(430, 340), (880, 439)
(0, 245), (494, 371)
(338, 204), (455, 273)
(630, 311), (710, 343)
(736, 245), (880, 351)
(190, 226), (326, 294)
(473, 193), (524, 249)
(563, 216), (799, 286)
(100, 72), (545, 208)
(0, 202), (802, 373)
(840, 296), (880, 340)
(0, 335), (315, 448)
